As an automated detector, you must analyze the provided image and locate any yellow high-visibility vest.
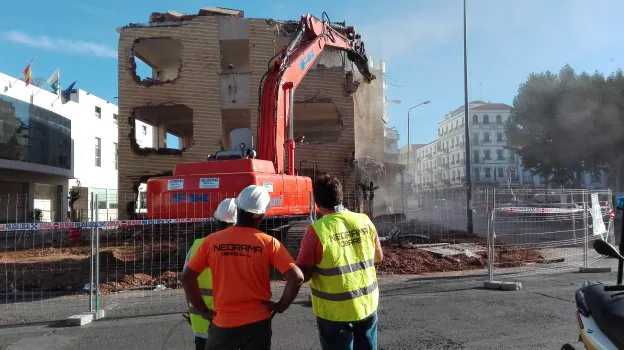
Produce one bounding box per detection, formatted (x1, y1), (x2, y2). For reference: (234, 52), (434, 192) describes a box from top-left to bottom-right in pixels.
(187, 238), (214, 338)
(309, 210), (379, 322)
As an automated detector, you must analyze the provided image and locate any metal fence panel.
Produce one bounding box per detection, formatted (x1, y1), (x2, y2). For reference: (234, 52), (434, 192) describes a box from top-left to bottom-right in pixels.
(0, 187), (616, 325)
(488, 189), (615, 278)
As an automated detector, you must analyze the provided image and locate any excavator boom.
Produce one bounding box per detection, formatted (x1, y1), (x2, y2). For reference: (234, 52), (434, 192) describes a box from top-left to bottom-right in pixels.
(257, 13), (376, 175)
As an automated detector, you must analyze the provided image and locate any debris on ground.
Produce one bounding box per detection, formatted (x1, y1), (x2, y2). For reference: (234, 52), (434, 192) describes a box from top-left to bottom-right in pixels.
(377, 242), (544, 275)
(0, 234), (545, 294)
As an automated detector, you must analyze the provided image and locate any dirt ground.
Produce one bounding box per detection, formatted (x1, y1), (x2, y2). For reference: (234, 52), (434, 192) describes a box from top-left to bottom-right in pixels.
(1, 239), (545, 295)
(376, 243), (544, 275)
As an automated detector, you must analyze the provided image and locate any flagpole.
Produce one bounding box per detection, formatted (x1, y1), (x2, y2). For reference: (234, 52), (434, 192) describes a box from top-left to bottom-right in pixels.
(52, 70), (61, 106)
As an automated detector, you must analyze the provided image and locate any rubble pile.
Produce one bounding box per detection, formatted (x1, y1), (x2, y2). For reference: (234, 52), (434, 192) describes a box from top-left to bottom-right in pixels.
(99, 271), (182, 295)
(377, 242), (545, 275)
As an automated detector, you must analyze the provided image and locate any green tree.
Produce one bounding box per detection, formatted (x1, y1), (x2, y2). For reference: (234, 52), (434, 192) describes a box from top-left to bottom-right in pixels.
(506, 65), (616, 188)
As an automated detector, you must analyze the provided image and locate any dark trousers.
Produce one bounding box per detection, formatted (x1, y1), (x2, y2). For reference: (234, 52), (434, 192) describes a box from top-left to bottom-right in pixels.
(205, 318), (272, 350)
(195, 336), (207, 350)
(316, 311), (378, 350)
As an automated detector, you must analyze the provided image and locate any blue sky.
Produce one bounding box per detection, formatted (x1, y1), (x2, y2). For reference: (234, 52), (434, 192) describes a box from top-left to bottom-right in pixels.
(2, 0), (624, 147)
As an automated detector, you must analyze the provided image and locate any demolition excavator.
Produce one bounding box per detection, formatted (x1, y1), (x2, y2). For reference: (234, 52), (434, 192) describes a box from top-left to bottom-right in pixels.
(145, 13), (375, 238)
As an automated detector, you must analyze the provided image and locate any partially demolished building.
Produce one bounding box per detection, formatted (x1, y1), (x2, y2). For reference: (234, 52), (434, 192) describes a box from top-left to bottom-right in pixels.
(116, 7), (388, 218)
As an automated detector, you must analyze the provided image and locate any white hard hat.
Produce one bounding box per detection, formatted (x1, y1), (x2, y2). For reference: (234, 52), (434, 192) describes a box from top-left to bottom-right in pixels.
(236, 185), (270, 214)
(214, 198), (237, 223)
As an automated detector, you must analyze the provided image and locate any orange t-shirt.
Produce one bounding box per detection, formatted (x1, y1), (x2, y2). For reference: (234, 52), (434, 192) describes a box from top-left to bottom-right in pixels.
(187, 226), (295, 328)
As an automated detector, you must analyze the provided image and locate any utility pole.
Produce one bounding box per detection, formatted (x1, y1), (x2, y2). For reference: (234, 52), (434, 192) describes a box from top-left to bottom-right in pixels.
(463, 0), (474, 234)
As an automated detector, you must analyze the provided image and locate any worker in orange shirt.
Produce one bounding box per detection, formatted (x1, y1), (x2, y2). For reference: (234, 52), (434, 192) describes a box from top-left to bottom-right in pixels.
(181, 185), (304, 350)
(183, 198), (238, 350)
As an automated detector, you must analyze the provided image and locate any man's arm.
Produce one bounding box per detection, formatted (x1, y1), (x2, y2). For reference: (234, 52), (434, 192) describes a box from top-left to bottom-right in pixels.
(180, 267), (214, 319)
(370, 221), (383, 263)
(266, 238), (304, 314)
(182, 249), (193, 305)
(181, 241), (215, 320)
(296, 226), (321, 282)
(267, 265), (304, 314)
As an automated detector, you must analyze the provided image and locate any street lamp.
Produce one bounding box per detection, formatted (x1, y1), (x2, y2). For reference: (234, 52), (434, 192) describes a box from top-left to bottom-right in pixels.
(407, 100), (431, 176)
(463, 0), (474, 234)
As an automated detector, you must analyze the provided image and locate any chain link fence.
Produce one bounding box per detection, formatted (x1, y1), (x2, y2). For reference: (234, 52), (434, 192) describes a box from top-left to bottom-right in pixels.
(0, 187), (616, 325)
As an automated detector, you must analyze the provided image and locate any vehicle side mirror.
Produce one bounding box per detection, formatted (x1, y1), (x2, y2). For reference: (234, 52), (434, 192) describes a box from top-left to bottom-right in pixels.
(617, 196), (624, 211)
(593, 239), (624, 261)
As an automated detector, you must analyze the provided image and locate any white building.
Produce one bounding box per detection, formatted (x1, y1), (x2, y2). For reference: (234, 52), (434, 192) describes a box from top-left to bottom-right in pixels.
(413, 140), (439, 189)
(0, 72), (149, 222)
(411, 101), (607, 190)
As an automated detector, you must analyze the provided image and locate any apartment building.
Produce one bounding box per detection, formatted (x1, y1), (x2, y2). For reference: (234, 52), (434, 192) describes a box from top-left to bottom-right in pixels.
(116, 7), (386, 218)
(411, 101), (607, 190)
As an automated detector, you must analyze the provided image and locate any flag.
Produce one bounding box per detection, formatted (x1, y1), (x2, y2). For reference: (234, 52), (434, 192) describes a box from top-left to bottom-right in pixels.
(61, 80), (77, 103)
(23, 64), (32, 86)
(46, 69), (60, 95)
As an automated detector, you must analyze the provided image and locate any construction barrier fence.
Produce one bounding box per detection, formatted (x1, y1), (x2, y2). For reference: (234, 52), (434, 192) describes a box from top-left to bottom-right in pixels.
(0, 188), (616, 325)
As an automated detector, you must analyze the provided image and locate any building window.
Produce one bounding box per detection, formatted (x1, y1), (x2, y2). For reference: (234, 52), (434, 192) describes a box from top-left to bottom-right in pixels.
(483, 132), (490, 142)
(114, 142), (118, 170)
(473, 167), (480, 181)
(485, 167), (491, 178)
(497, 132), (503, 142)
(472, 132), (479, 145)
(498, 167), (504, 179)
(113, 113), (118, 124)
(95, 137), (101, 167)
(109, 189), (118, 210)
(472, 114), (478, 124)
(142, 125), (147, 135)
(483, 115), (489, 124)
(496, 115), (502, 124)
(92, 188), (107, 210)
(497, 149), (504, 160)
(484, 150), (491, 160)
(95, 106), (101, 119)
(473, 150), (479, 163)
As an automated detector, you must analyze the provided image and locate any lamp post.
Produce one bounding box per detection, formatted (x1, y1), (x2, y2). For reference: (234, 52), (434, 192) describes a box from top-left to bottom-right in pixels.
(407, 100), (431, 177)
(463, 0), (474, 234)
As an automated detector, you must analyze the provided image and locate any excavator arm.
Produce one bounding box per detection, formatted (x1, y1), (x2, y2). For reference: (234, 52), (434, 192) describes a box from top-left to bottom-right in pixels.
(257, 13), (376, 175)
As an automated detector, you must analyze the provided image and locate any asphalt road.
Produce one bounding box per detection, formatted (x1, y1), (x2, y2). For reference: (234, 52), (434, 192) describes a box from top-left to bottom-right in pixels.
(0, 260), (620, 350)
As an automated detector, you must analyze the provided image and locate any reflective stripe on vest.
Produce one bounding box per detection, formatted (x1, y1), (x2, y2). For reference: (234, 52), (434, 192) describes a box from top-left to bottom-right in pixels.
(188, 238), (214, 337)
(309, 210), (379, 322)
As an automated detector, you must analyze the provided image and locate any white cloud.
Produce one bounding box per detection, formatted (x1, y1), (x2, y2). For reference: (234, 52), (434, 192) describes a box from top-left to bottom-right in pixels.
(3, 30), (116, 59)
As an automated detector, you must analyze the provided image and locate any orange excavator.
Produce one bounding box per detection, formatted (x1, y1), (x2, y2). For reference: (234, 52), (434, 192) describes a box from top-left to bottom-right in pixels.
(145, 13), (375, 235)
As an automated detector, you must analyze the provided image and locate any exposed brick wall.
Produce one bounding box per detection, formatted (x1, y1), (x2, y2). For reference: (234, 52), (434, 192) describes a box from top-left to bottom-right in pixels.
(248, 19), (279, 142)
(295, 68), (356, 192)
(117, 17), (221, 216)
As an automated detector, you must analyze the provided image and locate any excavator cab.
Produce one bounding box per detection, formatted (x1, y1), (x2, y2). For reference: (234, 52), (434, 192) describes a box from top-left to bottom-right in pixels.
(212, 128), (256, 161)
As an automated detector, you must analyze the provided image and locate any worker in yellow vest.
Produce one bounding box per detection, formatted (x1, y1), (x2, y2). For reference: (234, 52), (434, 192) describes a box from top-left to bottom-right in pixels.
(184, 198), (237, 350)
(297, 174), (384, 350)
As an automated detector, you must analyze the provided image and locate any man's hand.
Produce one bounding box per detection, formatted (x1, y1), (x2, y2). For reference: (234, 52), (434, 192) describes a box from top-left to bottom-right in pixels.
(263, 300), (285, 318)
(202, 309), (216, 321)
